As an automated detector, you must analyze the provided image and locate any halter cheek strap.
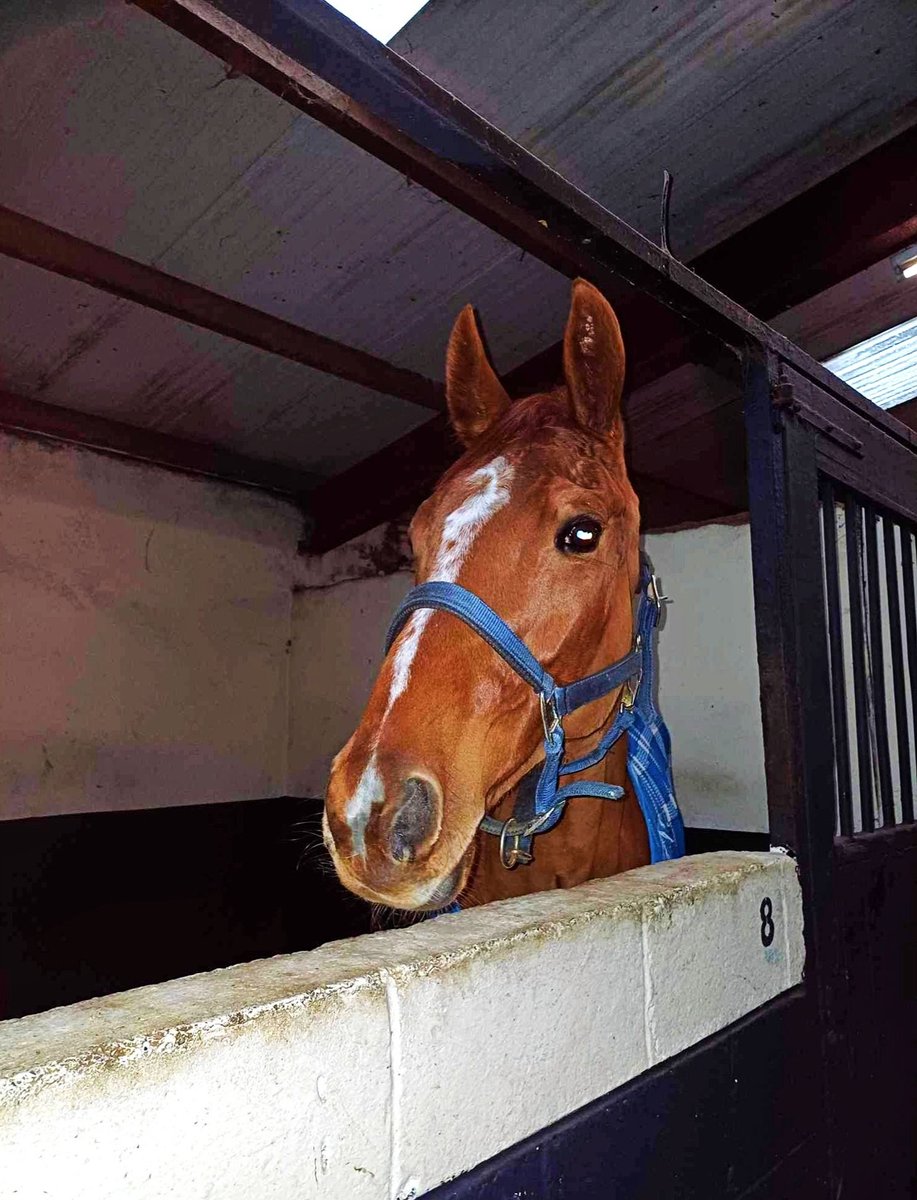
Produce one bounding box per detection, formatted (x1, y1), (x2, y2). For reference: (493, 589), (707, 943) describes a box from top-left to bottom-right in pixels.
(384, 557), (681, 870)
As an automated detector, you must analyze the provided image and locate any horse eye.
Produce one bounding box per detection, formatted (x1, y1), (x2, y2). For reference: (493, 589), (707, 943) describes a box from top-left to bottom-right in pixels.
(556, 516), (603, 554)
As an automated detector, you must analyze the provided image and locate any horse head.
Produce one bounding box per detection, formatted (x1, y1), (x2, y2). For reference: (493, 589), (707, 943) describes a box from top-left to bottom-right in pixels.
(324, 279), (642, 910)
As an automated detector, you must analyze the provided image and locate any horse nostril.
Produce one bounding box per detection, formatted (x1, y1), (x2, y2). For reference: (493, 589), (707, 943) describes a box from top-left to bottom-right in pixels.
(390, 776), (439, 863)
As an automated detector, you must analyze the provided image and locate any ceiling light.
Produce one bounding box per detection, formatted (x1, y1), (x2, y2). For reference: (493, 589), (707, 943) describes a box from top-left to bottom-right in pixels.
(892, 243), (917, 281)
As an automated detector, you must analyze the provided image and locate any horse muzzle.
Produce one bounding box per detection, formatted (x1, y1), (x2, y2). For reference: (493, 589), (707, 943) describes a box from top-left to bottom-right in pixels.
(325, 819), (473, 911)
(324, 759), (476, 911)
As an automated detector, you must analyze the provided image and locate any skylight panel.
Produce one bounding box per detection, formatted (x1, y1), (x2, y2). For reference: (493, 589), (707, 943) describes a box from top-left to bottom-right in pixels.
(325, 0), (432, 44)
(823, 315), (917, 410)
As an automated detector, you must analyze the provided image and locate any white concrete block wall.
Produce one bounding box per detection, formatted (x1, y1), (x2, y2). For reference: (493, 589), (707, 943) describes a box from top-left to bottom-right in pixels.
(289, 521), (770, 833)
(647, 523), (769, 832)
(0, 852), (803, 1199)
(0, 432), (303, 819)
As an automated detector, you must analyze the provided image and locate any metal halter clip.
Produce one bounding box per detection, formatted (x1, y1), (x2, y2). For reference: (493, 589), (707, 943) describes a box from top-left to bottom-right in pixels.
(499, 819), (534, 869)
(539, 691), (562, 741)
(647, 573), (669, 617)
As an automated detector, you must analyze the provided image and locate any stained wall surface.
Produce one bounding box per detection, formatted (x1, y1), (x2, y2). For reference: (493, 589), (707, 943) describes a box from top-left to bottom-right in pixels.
(0, 432), (301, 819)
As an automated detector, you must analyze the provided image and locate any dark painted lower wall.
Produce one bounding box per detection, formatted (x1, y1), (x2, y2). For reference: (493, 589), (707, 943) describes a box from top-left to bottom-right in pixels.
(684, 827), (769, 854)
(0, 796), (767, 1020)
(0, 797), (372, 1020)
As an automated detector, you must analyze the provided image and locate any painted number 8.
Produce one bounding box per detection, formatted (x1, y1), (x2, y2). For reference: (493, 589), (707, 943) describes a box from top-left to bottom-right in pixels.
(760, 897), (775, 947)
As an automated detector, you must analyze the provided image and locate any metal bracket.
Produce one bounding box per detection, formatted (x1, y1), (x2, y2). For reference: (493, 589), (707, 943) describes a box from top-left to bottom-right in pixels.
(773, 381), (864, 456)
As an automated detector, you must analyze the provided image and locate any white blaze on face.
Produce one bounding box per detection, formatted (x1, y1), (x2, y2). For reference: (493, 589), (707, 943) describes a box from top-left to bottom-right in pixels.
(341, 456), (514, 853)
(344, 751), (383, 858)
(387, 455), (514, 710)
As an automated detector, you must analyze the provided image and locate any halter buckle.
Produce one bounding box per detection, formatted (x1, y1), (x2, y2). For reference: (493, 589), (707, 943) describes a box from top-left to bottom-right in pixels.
(621, 676), (640, 709)
(539, 691), (562, 741)
(621, 635), (643, 710)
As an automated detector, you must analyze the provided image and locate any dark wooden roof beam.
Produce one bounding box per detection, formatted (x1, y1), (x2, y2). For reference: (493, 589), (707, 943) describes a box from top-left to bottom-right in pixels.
(0, 206), (442, 411)
(301, 112), (917, 551)
(0, 389), (314, 497)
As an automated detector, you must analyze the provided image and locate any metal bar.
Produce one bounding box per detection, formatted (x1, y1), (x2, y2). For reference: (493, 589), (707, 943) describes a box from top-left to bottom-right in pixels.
(863, 503), (894, 824)
(902, 530), (917, 813)
(0, 206), (442, 411)
(783, 367), (917, 528)
(844, 495), (875, 833)
(0, 388), (313, 495)
(883, 515), (914, 824)
(820, 479), (853, 837)
(133, 0), (917, 455)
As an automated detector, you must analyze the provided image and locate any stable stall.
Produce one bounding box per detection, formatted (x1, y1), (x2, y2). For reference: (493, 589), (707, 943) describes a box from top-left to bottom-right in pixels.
(1, 2), (915, 1196)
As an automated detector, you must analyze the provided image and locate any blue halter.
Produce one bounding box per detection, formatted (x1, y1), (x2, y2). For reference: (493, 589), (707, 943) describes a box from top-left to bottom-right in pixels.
(384, 557), (685, 872)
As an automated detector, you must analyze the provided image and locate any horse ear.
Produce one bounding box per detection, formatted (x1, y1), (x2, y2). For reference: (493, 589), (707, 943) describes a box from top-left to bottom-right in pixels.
(445, 305), (511, 447)
(562, 279), (626, 438)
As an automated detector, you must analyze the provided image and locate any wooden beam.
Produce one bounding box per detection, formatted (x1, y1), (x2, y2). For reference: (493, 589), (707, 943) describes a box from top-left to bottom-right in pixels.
(304, 328), (742, 553)
(889, 396), (917, 436)
(693, 124), (917, 319)
(630, 475), (736, 531)
(303, 407), (737, 553)
(0, 389), (314, 496)
(0, 206), (442, 411)
(305, 414), (454, 553)
(629, 397), (749, 511)
(509, 125), (917, 397)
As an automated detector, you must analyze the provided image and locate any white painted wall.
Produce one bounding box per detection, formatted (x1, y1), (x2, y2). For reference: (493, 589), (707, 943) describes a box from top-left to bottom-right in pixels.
(0, 852), (803, 1200)
(0, 433), (302, 819)
(289, 521), (769, 832)
(648, 523), (769, 832)
(0, 431), (768, 831)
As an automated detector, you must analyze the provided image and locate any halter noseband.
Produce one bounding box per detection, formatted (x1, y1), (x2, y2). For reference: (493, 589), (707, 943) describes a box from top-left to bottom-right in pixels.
(384, 557), (667, 869)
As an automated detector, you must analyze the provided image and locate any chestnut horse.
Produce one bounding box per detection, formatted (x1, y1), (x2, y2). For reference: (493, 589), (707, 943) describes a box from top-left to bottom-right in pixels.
(324, 279), (650, 911)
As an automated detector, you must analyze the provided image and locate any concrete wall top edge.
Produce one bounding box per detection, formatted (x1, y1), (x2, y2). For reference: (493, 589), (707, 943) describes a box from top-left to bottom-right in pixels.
(0, 851), (795, 1102)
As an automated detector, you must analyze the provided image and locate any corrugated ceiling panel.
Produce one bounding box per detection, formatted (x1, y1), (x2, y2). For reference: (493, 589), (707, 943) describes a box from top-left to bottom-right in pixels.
(400, 0), (917, 256)
(0, 259), (432, 475)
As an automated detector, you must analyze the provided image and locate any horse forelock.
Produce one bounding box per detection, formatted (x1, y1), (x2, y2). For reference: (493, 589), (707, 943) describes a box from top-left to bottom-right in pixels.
(439, 390), (621, 496)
